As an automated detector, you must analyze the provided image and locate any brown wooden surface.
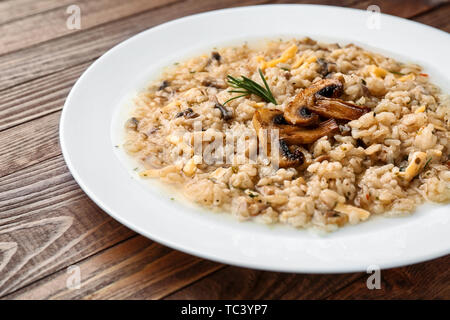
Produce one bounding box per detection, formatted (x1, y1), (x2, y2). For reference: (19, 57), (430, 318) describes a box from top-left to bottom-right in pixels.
(0, 0), (449, 300)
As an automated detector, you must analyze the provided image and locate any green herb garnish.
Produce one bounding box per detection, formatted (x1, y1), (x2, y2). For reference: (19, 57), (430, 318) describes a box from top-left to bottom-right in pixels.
(248, 192), (258, 198)
(389, 70), (405, 76)
(424, 157), (432, 170)
(224, 69), (277, 105)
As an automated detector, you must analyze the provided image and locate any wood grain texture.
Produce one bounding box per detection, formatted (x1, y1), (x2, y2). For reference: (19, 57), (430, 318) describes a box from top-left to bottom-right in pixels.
(5, 236), (223, 300)
(0, 0), (449, 300)
(165, 267), (363, 299)
(0, 0), (74, 25)
(0, 155), (135, 296)
(0, 0), (181, 55)
(414, 3), (450, 32)
(326, 255), (450, 299)
(0, 112), (60, 178)
(346, 0), (449, 17)
(0, 61), (92, 131)
(0, 0), (271, 92)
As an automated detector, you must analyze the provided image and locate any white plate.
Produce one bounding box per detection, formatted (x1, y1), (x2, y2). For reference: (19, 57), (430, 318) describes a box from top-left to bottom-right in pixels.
(60, 4), (450, 273)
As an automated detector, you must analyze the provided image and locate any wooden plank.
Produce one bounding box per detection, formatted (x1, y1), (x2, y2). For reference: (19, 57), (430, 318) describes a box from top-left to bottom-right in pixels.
(0, 127), (222, 299)
(0, 0), (74, 25)
(0, 61), (91, 132)
(0, 152), (222, 299)
(0, 156), (135, 297)
(414, 3), (450, 32)
(347, 0), (447, 18)
(0, 155), (78, 221)
(0, 112), (60, 178)
(0, 0), (181, 55)
(165, 266), (363, 299)
(5, 236), (223, 300)
(0, 0), (272, 92)
(326, 256), (450, 299)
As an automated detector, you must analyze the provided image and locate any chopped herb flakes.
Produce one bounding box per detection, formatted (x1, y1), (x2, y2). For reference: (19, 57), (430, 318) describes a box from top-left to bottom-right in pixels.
(424, 157), (432, 170)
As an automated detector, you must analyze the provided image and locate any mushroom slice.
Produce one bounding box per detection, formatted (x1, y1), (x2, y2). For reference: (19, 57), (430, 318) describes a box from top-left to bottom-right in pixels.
(285, 78), (370, 123)
(253, 109), (291, 141)
(278, 140), (305, 168)
(284, 103), (319, 126)
(252, 108), (287, 133)
(252, 109), (305, 168)
(214, 103), (233, 120)
(313, 78), (344, 98)
(281, 119), (339, 145)
(253, 109), (339, 144)
(308, 98), (370, 120)
(285, 79), (343, 125)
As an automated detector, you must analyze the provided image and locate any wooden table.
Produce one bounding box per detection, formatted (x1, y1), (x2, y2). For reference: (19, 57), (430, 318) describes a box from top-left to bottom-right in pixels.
(0, 0), (449, 300)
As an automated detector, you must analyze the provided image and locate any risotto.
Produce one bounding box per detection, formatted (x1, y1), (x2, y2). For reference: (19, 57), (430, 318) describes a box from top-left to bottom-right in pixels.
(123, 38), (450, 231)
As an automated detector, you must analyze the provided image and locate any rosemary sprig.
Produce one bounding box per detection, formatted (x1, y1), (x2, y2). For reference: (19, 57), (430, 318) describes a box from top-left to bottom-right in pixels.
(223, 69), (277, 105)
(389, 70), (405, 76)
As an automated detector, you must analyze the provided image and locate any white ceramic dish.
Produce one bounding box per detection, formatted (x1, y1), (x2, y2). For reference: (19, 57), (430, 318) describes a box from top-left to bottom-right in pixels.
(60, 4), (450, 273)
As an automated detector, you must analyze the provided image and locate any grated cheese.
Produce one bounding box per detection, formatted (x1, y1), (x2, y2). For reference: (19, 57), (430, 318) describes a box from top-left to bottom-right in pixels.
(368, 65), (388, 78)
(398, 73), (416, 82)
(291, 53), (307, 69)
(260, 44), (298, 70)
(415, 105), (426, 113)
(298, 55), (317, 70)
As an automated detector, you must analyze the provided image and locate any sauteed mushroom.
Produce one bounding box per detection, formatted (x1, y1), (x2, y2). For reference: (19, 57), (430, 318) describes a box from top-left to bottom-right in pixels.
(214, 103), (233, 120)
(310, 98), (370, 120)
(253, 109), (338, 144)
(278, 140), (305, 168)
(253, 108), (286, 136)
(253, 109), (340, 167)
(252, 109), (305, 167)
(317, 58), (335, 77)
(283, 103), (319, 126)
(285, 78), (369, 122)
(175, 108), (199, 119)
(158, 80), (170, 91)
(281, 118), (339, 144)
(125, 117), (139, 131)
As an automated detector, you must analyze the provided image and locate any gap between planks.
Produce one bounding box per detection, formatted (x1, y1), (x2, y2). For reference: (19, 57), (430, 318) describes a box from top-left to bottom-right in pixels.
(0, 0), (184, 57)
